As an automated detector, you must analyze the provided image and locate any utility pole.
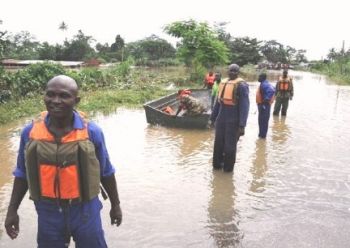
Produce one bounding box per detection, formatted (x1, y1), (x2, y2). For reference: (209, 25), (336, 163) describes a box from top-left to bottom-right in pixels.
(340, 40), (345, 74)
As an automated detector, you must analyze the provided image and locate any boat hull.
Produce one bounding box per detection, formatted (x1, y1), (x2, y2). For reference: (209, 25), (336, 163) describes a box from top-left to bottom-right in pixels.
(143, 89), (212, 129)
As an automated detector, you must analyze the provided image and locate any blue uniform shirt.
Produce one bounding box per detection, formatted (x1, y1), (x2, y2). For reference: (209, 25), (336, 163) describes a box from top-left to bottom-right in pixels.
(260, 80), (275, 103)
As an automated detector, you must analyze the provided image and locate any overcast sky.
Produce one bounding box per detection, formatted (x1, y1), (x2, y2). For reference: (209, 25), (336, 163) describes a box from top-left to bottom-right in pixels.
(1, 0), (349, 60)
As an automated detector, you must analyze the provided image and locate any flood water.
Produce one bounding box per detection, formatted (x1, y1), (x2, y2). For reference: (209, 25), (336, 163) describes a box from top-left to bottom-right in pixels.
(1, 71), (350, 248)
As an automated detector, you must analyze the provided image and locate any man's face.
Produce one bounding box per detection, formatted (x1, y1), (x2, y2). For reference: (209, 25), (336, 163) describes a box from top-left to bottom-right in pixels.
(44, 80), (79, 119)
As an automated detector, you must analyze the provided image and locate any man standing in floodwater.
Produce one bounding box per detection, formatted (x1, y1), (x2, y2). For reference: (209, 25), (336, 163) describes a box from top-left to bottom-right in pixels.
(273, 69), (294, 116)
(210, 64), (250, 172)
(256, 72), (275, 138)
(4, 75), (122, 247)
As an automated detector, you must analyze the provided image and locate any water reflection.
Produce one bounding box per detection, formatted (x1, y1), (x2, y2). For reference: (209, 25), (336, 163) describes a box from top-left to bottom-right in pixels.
(249, 139), (267, 193)
(271, 116), (290, 145)
(0, 125), (19, 189)
(0, 124), (25, 243)
(142, 125), (212, 168)
(172, 129), (212, 158)
(207, 171), (242, 247)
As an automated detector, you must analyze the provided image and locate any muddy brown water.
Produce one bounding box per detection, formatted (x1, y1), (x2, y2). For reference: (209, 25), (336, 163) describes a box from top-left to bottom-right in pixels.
(0, 71), (350, 248)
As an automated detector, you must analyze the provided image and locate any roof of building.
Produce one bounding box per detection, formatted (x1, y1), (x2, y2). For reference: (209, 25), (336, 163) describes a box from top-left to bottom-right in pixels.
(1, 59), (84, 67)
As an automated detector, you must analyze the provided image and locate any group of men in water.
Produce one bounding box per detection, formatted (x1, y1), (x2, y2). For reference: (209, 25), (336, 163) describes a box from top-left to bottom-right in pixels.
(180, 65), (293, 172)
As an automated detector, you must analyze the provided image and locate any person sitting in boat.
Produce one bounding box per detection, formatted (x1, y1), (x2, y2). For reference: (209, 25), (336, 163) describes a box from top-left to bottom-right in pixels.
(175, 89), (206, 117)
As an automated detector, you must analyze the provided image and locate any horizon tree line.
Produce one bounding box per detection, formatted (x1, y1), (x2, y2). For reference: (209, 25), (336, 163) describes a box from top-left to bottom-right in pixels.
(0, 19), (310, 68)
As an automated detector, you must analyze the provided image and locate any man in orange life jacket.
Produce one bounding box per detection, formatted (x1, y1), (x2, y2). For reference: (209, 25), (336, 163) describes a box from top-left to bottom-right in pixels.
(256, 73), (275, 138)
(273, 69), (294, 116)
(210, 64), (250, 172)
(4, 75), (122, 247)
(203, 71), (216, 89)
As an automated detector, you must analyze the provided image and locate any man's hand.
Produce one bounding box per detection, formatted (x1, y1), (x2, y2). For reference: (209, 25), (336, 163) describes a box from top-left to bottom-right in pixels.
(110, 204), (122, 226)
(238, 126), (245, 136)
(5, 209), (19, 239)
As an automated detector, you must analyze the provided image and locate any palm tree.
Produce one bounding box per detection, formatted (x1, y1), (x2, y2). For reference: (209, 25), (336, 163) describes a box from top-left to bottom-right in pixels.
(327, 48), (338, 61)
(58, 21), (68, 44)
(59, 21), (68, 32)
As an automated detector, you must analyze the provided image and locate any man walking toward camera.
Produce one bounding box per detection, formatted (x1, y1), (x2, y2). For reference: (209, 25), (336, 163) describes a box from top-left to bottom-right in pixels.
(4, 75), (122, 247)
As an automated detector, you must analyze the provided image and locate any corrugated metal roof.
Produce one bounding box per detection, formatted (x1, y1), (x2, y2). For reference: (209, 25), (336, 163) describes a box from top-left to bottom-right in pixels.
(1, 59), (84, 67)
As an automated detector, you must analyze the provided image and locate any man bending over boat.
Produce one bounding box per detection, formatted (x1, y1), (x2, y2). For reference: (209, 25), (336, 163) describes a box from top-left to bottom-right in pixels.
(175, 89), (206, 117)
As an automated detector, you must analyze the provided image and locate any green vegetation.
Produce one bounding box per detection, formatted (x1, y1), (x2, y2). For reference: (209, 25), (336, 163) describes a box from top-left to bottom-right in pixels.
(0, 97), (44, 124)
(0, 62), (196, 125)
(164, 20), (229, 68)
(0, 61), (258, 125)
(311, 61), (350, 84)
(164, 20), (229, 82)
(310, 47), (350, 84)
(1, 18), (308, 67)
(0, 63), (66, 99)
(0, 87), (171, 125)
(127, 35), (177, 67)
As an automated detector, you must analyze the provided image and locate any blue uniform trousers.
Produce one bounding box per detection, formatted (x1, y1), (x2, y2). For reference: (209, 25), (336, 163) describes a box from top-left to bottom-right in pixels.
(213, 120), (240, 172)
(258, 103), (271, 138)
(35, 198), (107, 248)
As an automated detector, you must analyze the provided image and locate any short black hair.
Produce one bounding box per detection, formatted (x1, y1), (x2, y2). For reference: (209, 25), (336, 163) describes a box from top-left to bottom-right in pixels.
(258, 73), (267, 81)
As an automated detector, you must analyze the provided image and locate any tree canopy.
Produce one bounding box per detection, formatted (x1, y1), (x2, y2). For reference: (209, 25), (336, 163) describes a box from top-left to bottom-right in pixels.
(127, 35), (175, 60)
(164, 19), (229, 69)
(228, 37), (262, 66)
(0, 18), (309, 66)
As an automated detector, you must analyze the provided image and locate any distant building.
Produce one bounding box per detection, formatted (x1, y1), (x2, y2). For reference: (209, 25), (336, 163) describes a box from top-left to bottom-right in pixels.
(84, 58), (102, 67)
(1, 59), (85, 69)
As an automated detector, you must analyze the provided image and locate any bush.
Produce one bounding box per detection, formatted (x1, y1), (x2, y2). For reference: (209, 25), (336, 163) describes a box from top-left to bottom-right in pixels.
(9, 62), (66, 97)
(110, 58), (134, 79)
(0, 89), (11, 103)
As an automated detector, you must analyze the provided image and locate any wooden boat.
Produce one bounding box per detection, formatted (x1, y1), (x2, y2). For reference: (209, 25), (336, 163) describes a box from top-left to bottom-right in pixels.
(143, 89), (212, 129)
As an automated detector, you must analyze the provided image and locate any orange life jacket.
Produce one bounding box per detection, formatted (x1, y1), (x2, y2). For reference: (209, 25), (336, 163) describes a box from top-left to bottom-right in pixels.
(278, 76), (291, 91)
(162, 106), (174, 115)
(25, 111), (100, 202)
(218, 78), (244, 105)
(256, 86), (275, 104)
(205, 74), (215, 86)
